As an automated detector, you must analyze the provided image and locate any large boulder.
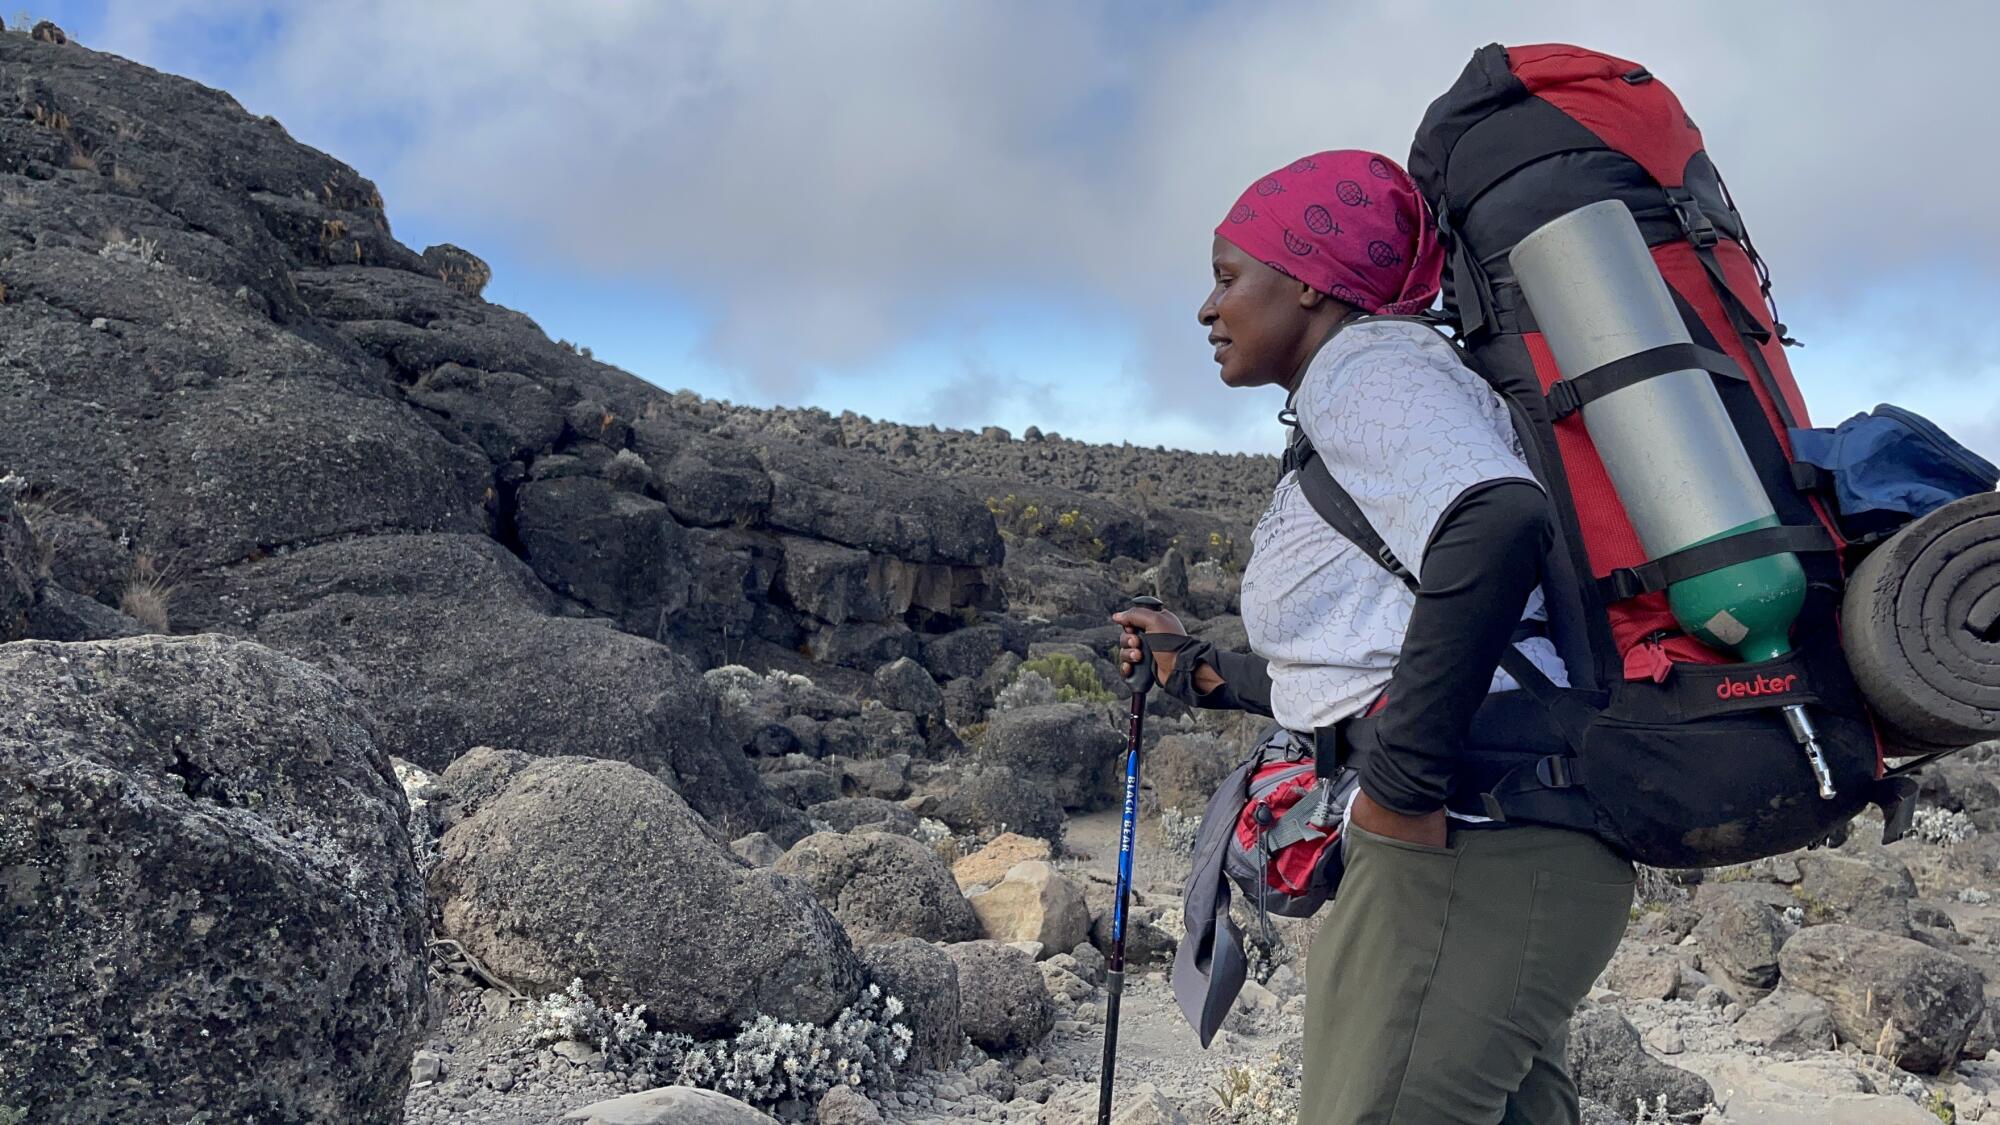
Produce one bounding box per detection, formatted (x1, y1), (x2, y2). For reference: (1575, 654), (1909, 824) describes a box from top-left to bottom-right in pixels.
(404, 362), (562, 463)
(430, 757), (864, 1037)
(1734, 985), (1839, 1054)
(629, 416), (773, 529)
(751, 437), (1002, 567)
(180, 534), (807, 841)
(514, 475), (697, 628)
(977, 704), (1122, 812)
(859, 939), (963, 1075)
(773, 831), (980, 944)
(1565, 1007), (1714, 1119)
(1692, 886), (1791, 995)
(807, 797), (922, 837)
(944, 941), (1056, 1053)
(1795, 852), (1917, 935)
(873, 656), (945, 725)
(1147, 732), (1238, 814)
(1778, 923), (1985, 1074)
(953, 832), (1053, 889)
(966, 860), (1091, 956)
(919, 766), (1067, 845)
(0, 636), (427, 1123)
(919, 623), (1006, 682)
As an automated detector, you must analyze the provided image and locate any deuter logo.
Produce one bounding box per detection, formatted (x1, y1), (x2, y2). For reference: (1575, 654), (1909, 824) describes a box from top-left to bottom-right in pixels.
(1716, 673), (1800, 700)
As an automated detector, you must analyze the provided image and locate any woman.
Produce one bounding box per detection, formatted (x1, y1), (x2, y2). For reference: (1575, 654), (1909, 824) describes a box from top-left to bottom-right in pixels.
(1114, 151), (1635, 1125)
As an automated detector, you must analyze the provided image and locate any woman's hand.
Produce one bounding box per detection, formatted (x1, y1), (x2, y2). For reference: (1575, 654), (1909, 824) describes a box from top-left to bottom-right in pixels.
(1348, 789), (1449, 849)
(1110, 605), (1186, 689)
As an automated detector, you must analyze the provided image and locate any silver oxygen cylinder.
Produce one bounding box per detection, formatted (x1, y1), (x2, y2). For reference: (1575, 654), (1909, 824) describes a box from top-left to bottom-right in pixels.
(1509, 199), (1834, 799)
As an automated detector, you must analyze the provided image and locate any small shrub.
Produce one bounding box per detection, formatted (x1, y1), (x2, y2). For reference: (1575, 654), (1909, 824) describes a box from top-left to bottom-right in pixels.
(120, 553), (174, 633)
(524, 979), (911, 1107)
(1158, 807), (1201, 856)
(1912, 807), (1977, 846)
(992, 670), (1059, 713)
(1212, 1053), (1300, 1122)
(985, 494), (1104, 560)
(0, 1106), (25, 1125)
(1011, 653), (1112, 704)
(98, 234), (164, 271)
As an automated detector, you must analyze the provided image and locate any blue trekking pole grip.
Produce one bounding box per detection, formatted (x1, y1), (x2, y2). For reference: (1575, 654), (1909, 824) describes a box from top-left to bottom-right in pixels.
(1099, 595), (1161, 1125)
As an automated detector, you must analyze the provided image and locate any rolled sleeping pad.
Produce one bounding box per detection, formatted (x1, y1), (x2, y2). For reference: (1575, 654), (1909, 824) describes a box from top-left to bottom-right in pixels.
(1510, 200), (1805, 660)
(1842, 490), (2000, 749)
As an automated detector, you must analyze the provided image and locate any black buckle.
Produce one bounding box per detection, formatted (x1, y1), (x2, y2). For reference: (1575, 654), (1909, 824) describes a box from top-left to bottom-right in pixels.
(1668, 190), (1719, 249)
(1535, 755), (1575, 789)
(1546, 380), (1583, 420)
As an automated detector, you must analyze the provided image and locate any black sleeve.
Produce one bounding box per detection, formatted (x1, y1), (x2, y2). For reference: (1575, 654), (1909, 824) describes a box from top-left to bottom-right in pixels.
(1360, 481), (1551, 816)
(1195, 649), (1274, 717)
(1143, 634), (1275, 717)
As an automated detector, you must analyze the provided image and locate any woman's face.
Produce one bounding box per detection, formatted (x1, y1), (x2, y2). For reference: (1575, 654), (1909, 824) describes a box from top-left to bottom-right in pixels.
(1197, 236), (1322, 390)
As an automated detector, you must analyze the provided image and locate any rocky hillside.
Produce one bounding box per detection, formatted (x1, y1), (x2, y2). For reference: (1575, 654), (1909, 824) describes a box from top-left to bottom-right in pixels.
(9, 21), (2000, 1125)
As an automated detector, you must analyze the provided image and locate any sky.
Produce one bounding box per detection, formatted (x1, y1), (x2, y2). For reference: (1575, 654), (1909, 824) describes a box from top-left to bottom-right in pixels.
(36, 0), (2000, 461)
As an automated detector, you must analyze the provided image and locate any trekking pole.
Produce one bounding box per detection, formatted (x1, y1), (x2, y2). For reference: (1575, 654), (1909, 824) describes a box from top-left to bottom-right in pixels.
(1098, 594), (1161, 1125)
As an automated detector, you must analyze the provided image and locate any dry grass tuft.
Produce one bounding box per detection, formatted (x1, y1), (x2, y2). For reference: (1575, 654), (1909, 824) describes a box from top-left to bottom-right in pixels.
(120, 553), (177, 634)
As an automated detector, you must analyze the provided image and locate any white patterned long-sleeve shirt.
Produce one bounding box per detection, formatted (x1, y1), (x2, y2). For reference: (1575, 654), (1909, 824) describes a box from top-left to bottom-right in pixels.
(1239, 318), (1568, 737)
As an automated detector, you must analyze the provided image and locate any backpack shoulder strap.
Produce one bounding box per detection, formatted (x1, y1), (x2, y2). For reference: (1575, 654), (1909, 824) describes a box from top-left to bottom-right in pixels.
(1289, 437), (1416, 587)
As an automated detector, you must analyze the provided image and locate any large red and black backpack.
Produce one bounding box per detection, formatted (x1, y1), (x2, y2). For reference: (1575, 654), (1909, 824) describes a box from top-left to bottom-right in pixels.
(1370, 43), (1912, 865)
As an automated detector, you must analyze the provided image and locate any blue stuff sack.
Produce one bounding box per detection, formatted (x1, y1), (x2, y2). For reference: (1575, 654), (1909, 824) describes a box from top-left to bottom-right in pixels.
(1790, 405), (1999, 539)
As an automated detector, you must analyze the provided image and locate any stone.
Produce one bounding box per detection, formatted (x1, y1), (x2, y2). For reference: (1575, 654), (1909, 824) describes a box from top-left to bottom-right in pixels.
(1147, 732), (1237, 815)
(420, 243), (491, 298)
(1693, 886), (1790, 994)
(405, 362), (562, 463)
(1112, 1083), (1189, 1125)
(977, 704), (1122, 812)
(1086, 887), (1177, 967)
(514, 476), (696, 628)
(437, 745), (536, 827)
(967, 860), (1091, 956)
(1735, 985), (1839, 1054)
(774, 831), (981, 943)
(920, 766), (1067, 845)
(206, 535), (805, 842)
(839, 755), (912, 801)
(859, 939), (962, 1076)
(945, 940), (1057, 1053)
(1601, 946), (1686, 1001)
(1565, 1007), (1714, 1119)
(921, 623), (1007, 682)
(777, 537), (892, 625)
(21, 583), (148, 642)
(561, 1086), (781, 1124)
(431, 757), (863, 1037)
(0, 493), (39, 642)
(808, 796), (923, 837)
(1795, 852), (1917, 936)
(731, 832), (786, 866)
(0, 636), (427, 1124)
(874, 656), (945, 723)
(809, 621), (920, 671)
(817, 1085), (884, 1124)
(953, 832), (1054, 889)
(411, 1049), (444, 1085)
(764, 767), (842, 810)
(1779, 923), (1985, 1073)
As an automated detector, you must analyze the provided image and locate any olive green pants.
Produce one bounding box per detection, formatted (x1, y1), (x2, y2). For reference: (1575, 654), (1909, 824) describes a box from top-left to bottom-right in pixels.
(1300, 823), (1634, 1125)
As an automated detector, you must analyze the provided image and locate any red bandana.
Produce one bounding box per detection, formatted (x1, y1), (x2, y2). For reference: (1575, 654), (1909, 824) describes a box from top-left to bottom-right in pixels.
(1215, 150), (1444, 316)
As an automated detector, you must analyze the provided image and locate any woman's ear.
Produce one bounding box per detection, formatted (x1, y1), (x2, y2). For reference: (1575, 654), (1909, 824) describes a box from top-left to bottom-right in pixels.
(1298, 283), (1327, 310)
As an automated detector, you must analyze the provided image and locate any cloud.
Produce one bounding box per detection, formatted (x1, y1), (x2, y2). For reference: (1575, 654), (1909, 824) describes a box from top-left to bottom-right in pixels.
(88, 0), (2000, 451)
